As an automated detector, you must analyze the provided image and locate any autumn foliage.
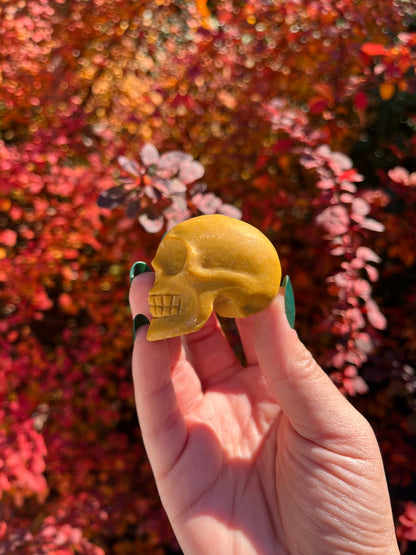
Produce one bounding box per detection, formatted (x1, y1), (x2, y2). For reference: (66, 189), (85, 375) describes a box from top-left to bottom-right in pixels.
(1, 0), (416, 552)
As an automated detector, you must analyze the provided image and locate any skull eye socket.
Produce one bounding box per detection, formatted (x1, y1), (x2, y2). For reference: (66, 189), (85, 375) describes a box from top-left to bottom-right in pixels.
(154, 238), (187, 276)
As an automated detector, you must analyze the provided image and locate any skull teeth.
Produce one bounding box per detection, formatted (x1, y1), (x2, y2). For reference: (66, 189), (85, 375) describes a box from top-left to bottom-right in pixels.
(148, 294), (181, 318)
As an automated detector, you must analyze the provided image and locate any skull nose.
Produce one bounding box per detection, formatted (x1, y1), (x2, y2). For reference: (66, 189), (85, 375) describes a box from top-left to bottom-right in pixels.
(148, 294), (182, 317)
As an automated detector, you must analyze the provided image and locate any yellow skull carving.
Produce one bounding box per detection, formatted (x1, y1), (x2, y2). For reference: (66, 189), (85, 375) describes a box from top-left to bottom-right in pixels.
(147, 214), (281, 341)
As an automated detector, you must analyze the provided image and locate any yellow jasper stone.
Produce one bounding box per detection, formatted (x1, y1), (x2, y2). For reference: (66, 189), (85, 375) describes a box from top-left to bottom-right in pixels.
(147, 214), (281, 341)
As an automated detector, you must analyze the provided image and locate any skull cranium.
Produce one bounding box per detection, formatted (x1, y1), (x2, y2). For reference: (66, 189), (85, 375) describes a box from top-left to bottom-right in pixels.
(147, 214), (281, 341)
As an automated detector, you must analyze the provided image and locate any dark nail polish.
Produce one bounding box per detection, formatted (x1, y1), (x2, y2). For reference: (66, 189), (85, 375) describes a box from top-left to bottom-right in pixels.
(129, 261), (152, 283)
(282, 275), (295, 329)
(133, 314), (150, 339)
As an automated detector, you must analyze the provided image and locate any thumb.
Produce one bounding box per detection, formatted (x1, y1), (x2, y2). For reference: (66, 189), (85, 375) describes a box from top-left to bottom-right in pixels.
(252, 295), (363, 442)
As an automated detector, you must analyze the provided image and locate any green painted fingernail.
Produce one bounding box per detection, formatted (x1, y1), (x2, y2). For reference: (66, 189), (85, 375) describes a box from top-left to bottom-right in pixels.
(133, 314), (150, 339)
(129, 261), (152, 282)
(282, 275), (295, 328)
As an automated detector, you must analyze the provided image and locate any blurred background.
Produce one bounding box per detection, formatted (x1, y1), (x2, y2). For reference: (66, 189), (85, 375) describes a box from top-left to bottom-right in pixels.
(1, 0), (415, 552)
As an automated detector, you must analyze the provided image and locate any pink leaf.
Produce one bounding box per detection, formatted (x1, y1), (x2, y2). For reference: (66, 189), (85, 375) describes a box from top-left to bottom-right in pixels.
(328, 151), (353, 172)
(366, 299), (387, 330)
(398, 33), (416, 46)
(192, 192), (222, 214)
(340, 193), (354, 203)
(402, 502), (416, 521)
(346, 307), (366, 329)
(144, 185), (158, 201)
(316, 205), (349, 235)
(178, 160), (205, 185)
(339, 182), (357, 193)
(365, 264), (379, 282)
(351, 197), (370, 216)
(330, 246), (345, 255)
(218, 204), (242, 219)
(300, 155), (319, 169)
(350, 257), (365, 269)
(354, 278), (371, 300)
(164, 195), (190, 229)
(158, 151), (193, 173)
(167, 178), (187, 194)
(388, 166), (409, 184)
(317, 178), (334, 190)
(154, 177), (187, 195)
(343, 375), (369, 396)
(152, 178), (170, 195)
(140, 143), (159, 166)
(361, 218), (385, 232)
(118, 156), (140, 176)
(138, 213), (164, 233)
(332, 271), (349, 288)
(356, 246), (381, 263)
(355, 332), (374, 354)
(388, 166), (416, 187)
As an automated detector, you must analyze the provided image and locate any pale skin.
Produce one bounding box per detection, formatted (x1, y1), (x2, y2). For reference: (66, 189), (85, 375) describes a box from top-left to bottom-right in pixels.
(130, 272), (400, 555)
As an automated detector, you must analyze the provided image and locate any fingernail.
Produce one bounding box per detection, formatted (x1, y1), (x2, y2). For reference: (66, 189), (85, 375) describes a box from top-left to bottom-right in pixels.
(133, 314), (150, 339)
(282, 275), (295, 328)
(129, 261), (152, 283)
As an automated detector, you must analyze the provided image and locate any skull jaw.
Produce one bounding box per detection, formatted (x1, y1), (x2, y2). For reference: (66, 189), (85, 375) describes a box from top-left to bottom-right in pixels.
(146, 307), (213, 341)
(146, 289), (214, 341)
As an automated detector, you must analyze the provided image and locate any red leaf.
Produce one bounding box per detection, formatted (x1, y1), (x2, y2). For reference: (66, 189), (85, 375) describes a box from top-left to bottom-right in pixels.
(0, 229), (17, 247)
(338, 169), (364, 183)
(361, 43), (387, 56)
(353, 91), (368, 111)
(272, 138), (294, 153)
(309, 97), (328, 115)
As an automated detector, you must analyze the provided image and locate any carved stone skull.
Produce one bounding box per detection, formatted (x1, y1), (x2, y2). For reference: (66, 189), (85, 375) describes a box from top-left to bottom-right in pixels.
(147, 214), (281, 341)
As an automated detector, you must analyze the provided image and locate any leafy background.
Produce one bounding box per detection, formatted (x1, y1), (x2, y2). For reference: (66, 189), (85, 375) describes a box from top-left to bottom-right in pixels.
(1, 0), (416, 552)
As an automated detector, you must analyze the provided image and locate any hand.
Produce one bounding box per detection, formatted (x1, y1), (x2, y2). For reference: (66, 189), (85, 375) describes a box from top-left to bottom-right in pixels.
(129, 272), (399, 555)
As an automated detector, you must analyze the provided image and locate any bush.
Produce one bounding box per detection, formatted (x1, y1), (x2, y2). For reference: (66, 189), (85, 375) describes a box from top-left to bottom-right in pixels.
(1, 0), (415, 552)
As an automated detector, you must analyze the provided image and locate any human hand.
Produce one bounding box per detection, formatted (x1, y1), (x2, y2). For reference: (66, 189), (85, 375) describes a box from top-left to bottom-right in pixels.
(129, 269), (399, 555)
